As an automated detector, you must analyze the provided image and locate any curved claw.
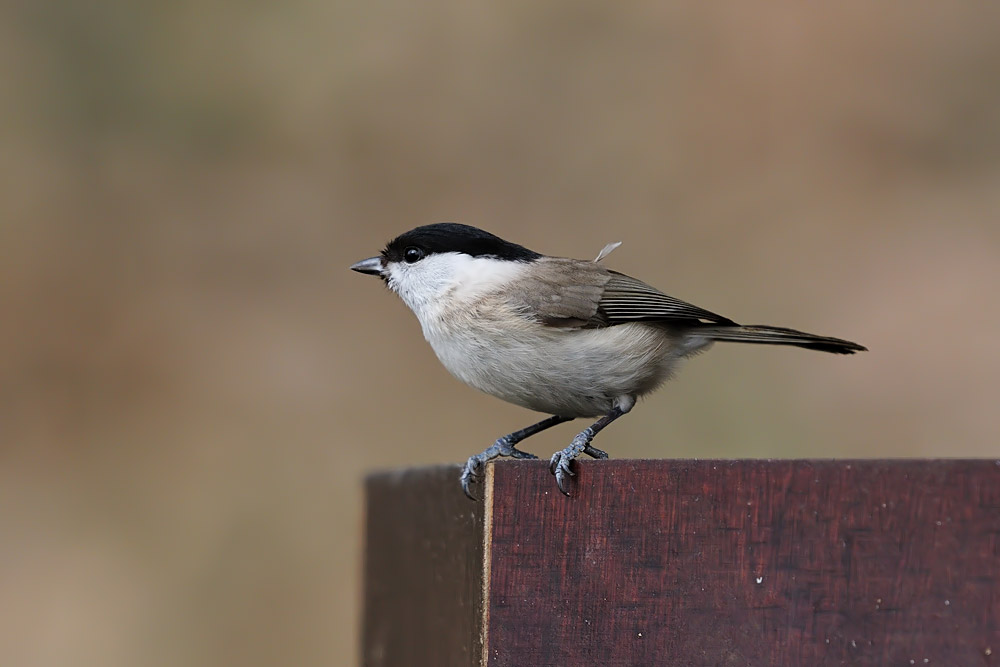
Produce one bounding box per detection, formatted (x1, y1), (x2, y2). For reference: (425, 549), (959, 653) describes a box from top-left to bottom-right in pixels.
(549, 452), (576, 496)
(554, 459), (574, 496)
(547, 451), (561, 475)
(460, 456), (482, 500)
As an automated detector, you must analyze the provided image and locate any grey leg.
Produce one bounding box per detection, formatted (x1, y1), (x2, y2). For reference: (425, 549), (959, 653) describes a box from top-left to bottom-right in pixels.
(549, 406), (628, 496)
(461, 415), (572, 500)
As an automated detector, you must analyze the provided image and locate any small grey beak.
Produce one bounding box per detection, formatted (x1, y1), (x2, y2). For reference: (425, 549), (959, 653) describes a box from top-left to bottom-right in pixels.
(350, 256), (384, 276)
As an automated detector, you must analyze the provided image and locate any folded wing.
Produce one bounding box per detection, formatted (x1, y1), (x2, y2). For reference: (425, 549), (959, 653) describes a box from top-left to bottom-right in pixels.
(511, 259), (736, 329)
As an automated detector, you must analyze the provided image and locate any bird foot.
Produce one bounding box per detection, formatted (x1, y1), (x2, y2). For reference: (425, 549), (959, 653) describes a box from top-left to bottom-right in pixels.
(460, 439), (538, 500)
(548, 429), (605, 496)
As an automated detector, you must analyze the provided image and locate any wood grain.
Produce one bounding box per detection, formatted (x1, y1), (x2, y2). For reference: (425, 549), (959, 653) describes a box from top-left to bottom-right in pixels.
(363, 465), (487, 667)
(364, 460), (1000, 666)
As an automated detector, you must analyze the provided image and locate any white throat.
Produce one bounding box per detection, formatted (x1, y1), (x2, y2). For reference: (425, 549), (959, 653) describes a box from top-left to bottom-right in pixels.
(386, 252), (527, 330)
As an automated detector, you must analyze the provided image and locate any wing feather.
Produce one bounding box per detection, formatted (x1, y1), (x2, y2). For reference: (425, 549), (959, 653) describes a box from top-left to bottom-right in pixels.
(597, 271), (737, 326)
(510, 259), (608, 328)
(509, 260), (736, 329)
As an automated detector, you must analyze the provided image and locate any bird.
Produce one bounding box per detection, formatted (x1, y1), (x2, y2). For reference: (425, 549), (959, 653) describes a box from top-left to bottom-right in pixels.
(350, 223), (866, 498)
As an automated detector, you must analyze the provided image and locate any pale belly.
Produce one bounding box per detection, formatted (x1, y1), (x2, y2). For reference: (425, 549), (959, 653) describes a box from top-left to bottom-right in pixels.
(426, 321), (707, 418)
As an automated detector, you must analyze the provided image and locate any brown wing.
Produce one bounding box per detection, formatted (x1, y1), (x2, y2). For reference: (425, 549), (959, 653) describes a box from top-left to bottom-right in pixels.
(512, 258), (611, 328)
(512, 259), (736, 329)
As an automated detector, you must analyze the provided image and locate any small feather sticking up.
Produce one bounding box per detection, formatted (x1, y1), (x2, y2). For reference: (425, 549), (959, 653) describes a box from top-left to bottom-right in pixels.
(594, 241), (622, 263)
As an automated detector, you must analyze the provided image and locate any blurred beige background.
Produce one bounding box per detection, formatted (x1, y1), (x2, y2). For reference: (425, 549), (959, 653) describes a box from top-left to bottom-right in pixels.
(2, 1), (999, 665)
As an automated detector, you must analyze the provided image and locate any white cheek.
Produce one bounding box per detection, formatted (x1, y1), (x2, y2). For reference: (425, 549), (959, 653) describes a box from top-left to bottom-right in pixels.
(386, 253), (527, 323)
(386, 262), (442, 309)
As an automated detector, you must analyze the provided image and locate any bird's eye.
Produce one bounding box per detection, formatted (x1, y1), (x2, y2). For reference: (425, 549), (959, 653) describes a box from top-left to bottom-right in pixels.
(403, 247), (425, 264)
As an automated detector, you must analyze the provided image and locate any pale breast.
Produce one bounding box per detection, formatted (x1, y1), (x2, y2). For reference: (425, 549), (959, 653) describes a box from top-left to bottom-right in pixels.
(425, 300), (687, 418)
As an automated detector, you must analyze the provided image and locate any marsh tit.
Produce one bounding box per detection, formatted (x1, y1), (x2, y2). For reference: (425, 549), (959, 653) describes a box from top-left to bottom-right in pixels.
(351, 223), (865, 498)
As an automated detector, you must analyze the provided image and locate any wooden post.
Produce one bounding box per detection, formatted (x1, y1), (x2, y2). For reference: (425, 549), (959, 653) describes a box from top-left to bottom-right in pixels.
(363, 460), (1000, 666)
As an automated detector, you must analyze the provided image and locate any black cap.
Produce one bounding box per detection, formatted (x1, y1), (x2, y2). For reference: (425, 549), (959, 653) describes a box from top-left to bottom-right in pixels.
(383, 223), (542, 263)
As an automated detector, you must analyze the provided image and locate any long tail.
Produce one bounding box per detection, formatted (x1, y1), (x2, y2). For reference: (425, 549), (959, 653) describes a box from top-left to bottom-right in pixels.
(695, 325), (867, 354)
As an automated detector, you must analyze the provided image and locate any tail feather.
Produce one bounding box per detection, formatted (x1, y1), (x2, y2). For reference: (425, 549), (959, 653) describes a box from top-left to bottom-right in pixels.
(695, 325), (867, 355)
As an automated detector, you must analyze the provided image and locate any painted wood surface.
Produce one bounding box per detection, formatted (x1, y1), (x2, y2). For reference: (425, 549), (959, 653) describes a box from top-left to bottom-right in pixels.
(364, 460), (1000, 666)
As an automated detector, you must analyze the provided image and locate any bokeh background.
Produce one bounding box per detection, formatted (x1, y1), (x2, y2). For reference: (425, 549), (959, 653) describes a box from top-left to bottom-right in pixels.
(3, 1), (999, 665)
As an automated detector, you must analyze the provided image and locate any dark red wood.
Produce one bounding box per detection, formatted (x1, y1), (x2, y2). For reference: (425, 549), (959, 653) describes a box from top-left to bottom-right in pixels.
(363, 460), (1000, 666)
(487, 460), (1000, 666)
